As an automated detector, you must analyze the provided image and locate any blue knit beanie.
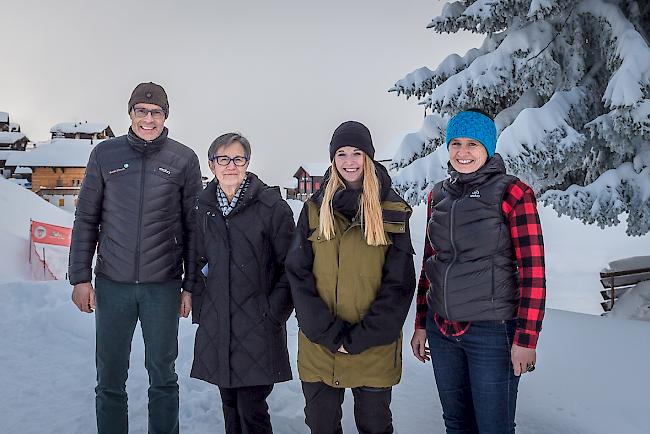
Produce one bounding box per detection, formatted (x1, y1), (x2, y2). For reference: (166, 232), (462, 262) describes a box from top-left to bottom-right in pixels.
(445, 110), (497, 157)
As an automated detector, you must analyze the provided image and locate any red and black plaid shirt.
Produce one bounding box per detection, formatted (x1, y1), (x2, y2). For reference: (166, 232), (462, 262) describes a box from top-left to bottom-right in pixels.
(415, 179), (546, 349)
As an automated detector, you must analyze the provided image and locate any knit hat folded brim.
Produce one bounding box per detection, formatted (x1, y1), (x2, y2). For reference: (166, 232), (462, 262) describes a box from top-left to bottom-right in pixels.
(329, 121), (375, 160)
(445, 111), (496, 157)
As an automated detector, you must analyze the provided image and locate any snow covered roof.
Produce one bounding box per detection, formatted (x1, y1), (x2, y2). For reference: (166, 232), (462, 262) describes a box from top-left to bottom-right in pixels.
(50, 122), (110, 135)
(0, 112), (8, 123)
(0, 150), (25, 160)
(0, 132), (27, 144)
(14, 166), (32, 174)
(295, 163), (330, 178)
(602, 256), (650, 273)
(4, 138), (97, 168)
(7, 178), (28, 187)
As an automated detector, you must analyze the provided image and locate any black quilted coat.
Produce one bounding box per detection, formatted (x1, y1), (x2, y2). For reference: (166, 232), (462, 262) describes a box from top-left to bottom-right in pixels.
(68, 128), (203, 290)
(190, 174), (295, 387)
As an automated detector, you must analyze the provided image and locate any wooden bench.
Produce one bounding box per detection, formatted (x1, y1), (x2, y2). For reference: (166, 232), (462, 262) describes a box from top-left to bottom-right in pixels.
(600, 266), (650, 312)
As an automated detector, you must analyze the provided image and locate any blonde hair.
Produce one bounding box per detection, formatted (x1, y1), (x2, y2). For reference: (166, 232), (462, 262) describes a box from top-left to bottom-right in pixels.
(319, 154), (387, 246)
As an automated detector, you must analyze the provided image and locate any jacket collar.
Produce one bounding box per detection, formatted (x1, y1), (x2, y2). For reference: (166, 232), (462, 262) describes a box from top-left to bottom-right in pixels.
(199, 172), (263, 215)
(445, 153), (506, 194)
(127, 127), (169, 154)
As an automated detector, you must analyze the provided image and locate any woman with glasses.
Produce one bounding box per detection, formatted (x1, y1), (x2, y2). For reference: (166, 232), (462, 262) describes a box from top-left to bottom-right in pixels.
(286, 121), (416, 434)
(189, 132), (295, 434)
(410, 108), (546, 433)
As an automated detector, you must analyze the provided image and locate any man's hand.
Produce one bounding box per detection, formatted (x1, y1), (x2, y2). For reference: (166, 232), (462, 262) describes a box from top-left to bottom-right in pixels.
(511, 344), (536, 376)
(71, 282), (95, 313)
(180, 290), (192, 318)
(411, 328), (430, 362)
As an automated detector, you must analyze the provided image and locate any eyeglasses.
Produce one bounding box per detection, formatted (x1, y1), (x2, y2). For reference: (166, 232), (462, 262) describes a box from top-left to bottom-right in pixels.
(132, 107), (165, 120)
(210, 155), (249, 166)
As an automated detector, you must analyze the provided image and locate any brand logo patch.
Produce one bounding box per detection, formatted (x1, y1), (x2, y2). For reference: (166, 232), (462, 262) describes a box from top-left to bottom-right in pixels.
(469, 190), (480, 198)
(158, 167), (171, 175)
(108, 163), (129, 175)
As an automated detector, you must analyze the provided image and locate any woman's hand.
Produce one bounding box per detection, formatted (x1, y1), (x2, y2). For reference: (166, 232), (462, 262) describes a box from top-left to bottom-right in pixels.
(410, 329), (430, 362)
(511, 344), (536, 376)
(179, 290), (192, 318)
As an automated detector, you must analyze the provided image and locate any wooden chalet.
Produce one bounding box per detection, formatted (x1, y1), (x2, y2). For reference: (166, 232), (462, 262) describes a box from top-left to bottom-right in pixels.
(50, 122), (114, 142)
(285, 163), (330, 201)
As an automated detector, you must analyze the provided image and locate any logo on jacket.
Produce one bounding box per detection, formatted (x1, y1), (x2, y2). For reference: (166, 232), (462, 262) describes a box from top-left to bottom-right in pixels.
(108, 163), (129, 175)
(158, 167), (171, 175)
(469, 190), (480, 198)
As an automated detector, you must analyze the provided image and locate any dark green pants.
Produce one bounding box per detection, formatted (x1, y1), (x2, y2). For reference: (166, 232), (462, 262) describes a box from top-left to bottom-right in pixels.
(94, 276), (181, 434)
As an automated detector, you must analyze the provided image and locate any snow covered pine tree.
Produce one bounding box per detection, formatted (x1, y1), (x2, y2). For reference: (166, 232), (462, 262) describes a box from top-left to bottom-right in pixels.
(391, 0), (650, 235)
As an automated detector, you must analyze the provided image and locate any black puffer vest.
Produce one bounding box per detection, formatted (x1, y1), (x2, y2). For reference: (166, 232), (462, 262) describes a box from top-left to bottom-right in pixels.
(425, 154), (519, 321)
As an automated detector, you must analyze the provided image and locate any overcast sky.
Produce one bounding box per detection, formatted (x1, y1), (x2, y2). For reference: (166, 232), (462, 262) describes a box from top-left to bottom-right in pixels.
(1, 0), (481, 186)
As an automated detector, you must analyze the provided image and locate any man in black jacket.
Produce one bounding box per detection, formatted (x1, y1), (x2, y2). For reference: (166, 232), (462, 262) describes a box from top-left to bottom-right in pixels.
(69, 82), (203, 434)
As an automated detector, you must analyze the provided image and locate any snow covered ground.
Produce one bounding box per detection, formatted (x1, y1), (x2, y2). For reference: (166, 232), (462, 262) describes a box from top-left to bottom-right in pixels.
(0, 177), (73, 283)
(1, 282), (649, 433)
(1, 180), (649, 433)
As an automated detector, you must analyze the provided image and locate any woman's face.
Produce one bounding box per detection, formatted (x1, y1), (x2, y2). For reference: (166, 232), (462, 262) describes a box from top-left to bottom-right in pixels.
(209, 141), (249, 189)
(448, 137), (488, 174)
(334, 146), (365, 185)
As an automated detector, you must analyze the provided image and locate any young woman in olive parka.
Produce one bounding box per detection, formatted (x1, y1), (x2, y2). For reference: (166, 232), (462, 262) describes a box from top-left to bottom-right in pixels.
(286, 121), (416, 434)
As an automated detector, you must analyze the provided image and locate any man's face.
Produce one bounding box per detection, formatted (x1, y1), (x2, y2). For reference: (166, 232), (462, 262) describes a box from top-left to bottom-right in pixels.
(130, 103), (166, 141)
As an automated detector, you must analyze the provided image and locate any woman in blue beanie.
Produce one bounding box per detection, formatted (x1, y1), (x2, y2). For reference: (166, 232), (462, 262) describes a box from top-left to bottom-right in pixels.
(410, 108), (547, 433)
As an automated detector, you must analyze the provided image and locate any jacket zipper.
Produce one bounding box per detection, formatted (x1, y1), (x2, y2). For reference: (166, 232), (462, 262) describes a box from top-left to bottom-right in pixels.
(442, 184), (467, 320)
(337, 219), (362, 314)
(135, 152), (146, 282)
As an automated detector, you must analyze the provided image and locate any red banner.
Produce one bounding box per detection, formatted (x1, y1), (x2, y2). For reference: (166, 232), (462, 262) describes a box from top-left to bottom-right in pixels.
(30, 220), (72, 247)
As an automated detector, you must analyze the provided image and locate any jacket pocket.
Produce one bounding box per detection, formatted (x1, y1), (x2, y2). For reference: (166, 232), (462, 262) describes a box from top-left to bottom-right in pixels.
(393, 334), (402, 368)
(260, 294), (282, 330)
(151, 165), (183, 186)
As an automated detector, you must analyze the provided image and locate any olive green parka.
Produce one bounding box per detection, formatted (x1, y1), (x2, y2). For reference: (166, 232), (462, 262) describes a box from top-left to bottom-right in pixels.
(286, 164), (416, 388)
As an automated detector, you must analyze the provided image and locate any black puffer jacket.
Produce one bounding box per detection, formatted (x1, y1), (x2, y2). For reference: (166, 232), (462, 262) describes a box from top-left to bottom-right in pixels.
(190, 174), (295, 387)
(68, 128), (203, 290)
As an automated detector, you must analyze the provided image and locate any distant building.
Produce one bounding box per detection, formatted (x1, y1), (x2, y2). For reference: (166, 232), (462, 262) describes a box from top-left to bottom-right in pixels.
(4, 138), (97, 211)
(50, 122), (114, 142)
(0, 111), (22, 132)
(12, 166), (33, 187)
(0, 111), (8, 131)
(0, 131), (29, 151)
(285, 163), (330, 201)
(0, 150), (26, 178)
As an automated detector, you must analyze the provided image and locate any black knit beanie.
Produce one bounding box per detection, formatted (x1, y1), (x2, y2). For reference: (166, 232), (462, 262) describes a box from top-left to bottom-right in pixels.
(128, 82), (169, 117)
(329, 121), (375, 161)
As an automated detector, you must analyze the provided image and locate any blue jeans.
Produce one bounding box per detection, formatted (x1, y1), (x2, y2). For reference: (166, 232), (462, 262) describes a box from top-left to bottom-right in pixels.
(94, 277), (181, 434)
(426, 310), (519, 434)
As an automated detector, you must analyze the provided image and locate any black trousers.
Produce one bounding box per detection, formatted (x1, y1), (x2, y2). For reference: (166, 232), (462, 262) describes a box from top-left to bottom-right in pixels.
(302, 381), (393, 434)
(218, 385), (274, 434)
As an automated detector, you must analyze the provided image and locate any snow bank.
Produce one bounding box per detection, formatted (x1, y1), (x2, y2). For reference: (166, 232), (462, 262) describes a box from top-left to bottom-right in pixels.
(0, 177), (73, 282)
(609, 280), (650, 321)
(1, 280), (648, 434)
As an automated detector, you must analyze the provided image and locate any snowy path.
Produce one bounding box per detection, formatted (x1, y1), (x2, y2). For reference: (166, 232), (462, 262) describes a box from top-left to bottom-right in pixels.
(1, 280), (648, 433)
